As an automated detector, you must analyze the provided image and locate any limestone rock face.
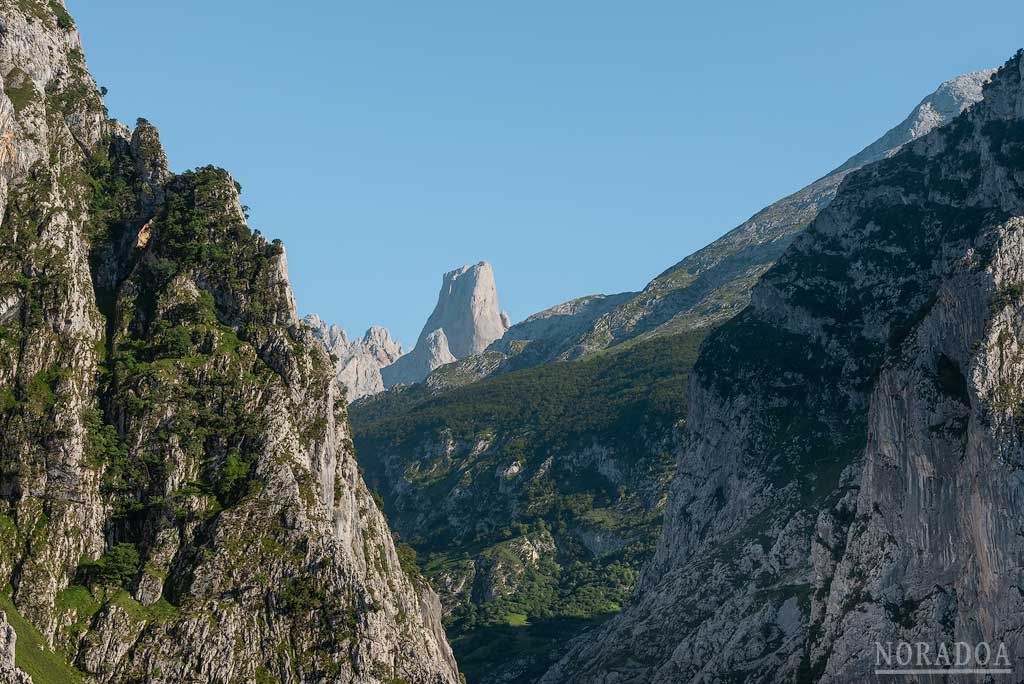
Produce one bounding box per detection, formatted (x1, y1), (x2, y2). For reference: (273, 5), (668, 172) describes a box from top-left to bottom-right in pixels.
(0, 2), (458, 682)
(305, 315), (404, 401)
(382, 261), (508, 387)
(542, 50), (1024, 684)
(0, 612), (31, 684)
(834, 69), (996, 173)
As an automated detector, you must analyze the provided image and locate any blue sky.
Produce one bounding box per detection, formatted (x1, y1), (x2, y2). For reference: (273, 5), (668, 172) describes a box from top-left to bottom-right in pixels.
(68, 1), (1023, 346)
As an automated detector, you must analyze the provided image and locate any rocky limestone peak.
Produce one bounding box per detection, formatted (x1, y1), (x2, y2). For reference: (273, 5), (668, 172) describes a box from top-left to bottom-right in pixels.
(381, 260), (508, 388)
(304, 312), (349, 347)
(426, 260), (508, 358)
(304, 314), (405, 401)
(362, 324), (404, 363)
(834, 67), (996, 173)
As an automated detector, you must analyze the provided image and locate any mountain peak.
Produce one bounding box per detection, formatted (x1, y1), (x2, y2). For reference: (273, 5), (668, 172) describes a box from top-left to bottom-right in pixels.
(381, 260), (509, 388)
(303, 315), (404, 401)
(833, 67), (996, 174)
(429, 260), (506, 357)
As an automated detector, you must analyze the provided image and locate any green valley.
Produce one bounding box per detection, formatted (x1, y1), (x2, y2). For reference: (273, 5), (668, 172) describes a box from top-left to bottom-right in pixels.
(350, 329), (708, 683)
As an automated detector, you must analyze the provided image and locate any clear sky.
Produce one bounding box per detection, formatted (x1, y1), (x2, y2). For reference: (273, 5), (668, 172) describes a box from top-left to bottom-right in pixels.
(67, 0), (1023, 347)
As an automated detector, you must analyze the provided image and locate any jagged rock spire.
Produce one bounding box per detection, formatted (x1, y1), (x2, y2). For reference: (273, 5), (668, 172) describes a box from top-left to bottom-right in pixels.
(382, 260), (509, 388)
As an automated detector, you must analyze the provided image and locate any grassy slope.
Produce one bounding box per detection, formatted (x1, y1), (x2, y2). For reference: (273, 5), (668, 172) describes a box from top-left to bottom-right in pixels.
(2, 592), (83, 684)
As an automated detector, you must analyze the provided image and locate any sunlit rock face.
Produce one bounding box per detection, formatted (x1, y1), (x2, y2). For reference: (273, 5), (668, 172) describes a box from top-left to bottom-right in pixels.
(382, 261), (509, 388)
(304, 315), (404, 401)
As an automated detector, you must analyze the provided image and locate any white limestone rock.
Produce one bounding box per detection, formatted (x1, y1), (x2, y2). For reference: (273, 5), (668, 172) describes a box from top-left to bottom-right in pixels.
(382, 261), (507, 387)
(0, 612), (31, 684)
(305, 315), (404, 401)
(834, 69), (996, 173)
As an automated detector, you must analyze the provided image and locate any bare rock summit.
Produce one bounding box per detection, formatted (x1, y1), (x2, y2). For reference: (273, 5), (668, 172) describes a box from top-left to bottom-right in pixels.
(304, 315), (404, 401)
(382, 261), (509, 388)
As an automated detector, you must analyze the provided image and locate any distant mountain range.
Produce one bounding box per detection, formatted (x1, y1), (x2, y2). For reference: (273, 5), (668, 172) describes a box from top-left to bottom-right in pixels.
(315, 70), (994, 406)
(307, 261), (510, 400)
(335, 69), (994, 402)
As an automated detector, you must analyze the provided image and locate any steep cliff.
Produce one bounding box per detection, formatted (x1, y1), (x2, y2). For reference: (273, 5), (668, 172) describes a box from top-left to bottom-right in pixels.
(543, 50), (1024, 684)
(382, 262), (509, 388)
(0, 2), (458, 682)
(304, 315), (403, 401)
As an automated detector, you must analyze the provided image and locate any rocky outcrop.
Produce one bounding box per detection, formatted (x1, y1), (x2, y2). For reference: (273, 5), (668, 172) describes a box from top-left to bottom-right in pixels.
(0, 2), (458, 682)
(305, 315), (404, 401)
(0, 612), (31, 684)
(379, 329), (459, 392)
(542, 50), (1024, 684)
(382, 261), (509, 387)
(833, 69), (995, 173)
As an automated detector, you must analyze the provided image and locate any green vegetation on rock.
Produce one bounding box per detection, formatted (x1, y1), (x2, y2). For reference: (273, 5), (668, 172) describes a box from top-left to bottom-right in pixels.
(2, 591), (84, 684)
(76, 543), (140, 587)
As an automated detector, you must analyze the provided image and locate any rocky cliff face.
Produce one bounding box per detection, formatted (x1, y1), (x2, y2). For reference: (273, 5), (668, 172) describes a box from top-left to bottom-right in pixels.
(0, 2), (458, 682)
(833, 69), (995, 174)
(304, 315), (403, 401)
(1, 612), (31, 684)
(382, 262), (509, 388)
(542, 50), (1024, 684)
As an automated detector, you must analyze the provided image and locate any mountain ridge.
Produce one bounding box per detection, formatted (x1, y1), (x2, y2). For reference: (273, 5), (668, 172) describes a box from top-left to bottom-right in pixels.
(304, 314), (404, 401)
(420, 68), (996, 393)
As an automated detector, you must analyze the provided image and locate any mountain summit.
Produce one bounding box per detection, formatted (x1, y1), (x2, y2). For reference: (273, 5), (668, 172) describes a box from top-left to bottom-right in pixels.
(304, 315), (404, 401)
(382, 261), (509, 387)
